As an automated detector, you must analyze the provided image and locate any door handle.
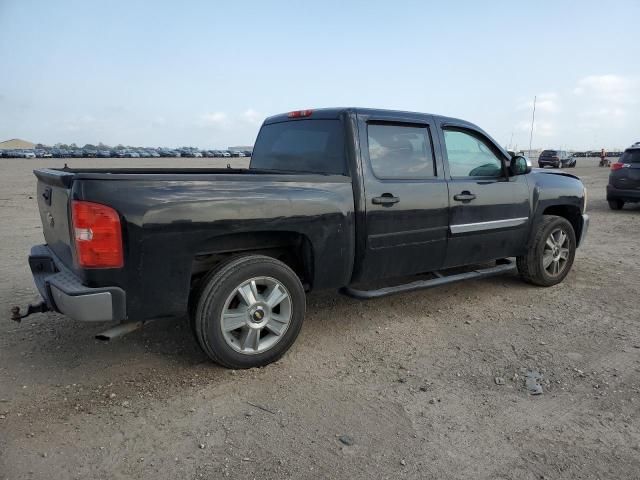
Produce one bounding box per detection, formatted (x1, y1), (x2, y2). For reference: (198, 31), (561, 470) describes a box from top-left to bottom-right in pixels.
(453, 191), (476, 202)
(372, 194), (400, 205)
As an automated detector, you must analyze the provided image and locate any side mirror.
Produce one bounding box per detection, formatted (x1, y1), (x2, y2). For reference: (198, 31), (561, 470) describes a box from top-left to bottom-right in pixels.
(510, 155), (532, 175)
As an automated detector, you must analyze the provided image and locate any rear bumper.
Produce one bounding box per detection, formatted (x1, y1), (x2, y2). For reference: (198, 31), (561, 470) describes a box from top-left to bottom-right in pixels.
(578, 214), (589, 247)
(538, 160), (560, 167)
(607, 185), (640, 202)
(29, 244), (126, 322)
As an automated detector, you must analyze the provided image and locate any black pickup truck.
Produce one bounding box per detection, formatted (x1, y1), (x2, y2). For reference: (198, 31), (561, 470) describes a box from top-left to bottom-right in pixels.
(20, 108), (589, 368)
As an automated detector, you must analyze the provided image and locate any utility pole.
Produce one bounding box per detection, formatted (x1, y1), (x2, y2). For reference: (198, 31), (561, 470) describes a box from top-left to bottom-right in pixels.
(529, 95), (536, 156)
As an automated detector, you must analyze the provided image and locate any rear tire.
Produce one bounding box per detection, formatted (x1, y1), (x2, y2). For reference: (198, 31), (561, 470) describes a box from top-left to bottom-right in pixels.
(517, 215), (576, 287)
(191, 255), (306, 369)
(608, 199), (624, 210)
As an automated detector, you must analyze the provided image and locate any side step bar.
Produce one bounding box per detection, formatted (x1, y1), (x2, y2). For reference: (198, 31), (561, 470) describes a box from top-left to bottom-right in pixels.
(340, 259), (516, 300)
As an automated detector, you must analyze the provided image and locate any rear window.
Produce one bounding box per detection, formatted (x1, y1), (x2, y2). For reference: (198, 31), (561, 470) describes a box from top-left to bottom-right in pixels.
(620, 149), (640, 163)
(250, 119), (347, 175)
(540, 150), (557, 156)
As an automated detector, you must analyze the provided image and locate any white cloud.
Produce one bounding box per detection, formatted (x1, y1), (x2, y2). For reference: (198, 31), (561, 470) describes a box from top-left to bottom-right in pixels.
(199, 111), (228, 127)
(242, 109), (263, 125)
(573, 75), (639, 103)
(579, 107), (626, 119)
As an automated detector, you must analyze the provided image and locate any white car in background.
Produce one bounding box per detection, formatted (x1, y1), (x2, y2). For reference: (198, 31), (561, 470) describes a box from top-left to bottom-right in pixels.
(16, 150), (36, 158)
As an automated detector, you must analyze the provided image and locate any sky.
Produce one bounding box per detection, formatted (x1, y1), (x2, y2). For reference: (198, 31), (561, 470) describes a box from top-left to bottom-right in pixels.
(1, 0), (639, 150)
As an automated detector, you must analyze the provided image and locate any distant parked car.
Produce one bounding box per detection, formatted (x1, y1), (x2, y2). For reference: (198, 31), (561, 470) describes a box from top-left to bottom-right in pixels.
(97, 150), (111, 158)
(182, 150), (201, 157)
(14, 150), (36, 158)
(83, 149), (97, 158)
(243, 150), (252, 157)
(221, 151), (231, 158)
(193, 151), (203, 158)
(607, 145), (640, 210)
(42, 151), (53, 158)
(538, 150), (575, 168)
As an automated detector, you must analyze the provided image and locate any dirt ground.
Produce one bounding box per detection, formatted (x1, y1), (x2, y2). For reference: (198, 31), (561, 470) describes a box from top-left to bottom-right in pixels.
(1, 157), (639, 480)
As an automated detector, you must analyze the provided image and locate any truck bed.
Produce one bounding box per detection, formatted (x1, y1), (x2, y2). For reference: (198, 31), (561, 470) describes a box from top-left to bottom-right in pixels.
(33, 166), (356, 321)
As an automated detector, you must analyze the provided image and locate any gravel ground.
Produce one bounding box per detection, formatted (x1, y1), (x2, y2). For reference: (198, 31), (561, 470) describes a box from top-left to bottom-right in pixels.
(1, 157), (639, 480)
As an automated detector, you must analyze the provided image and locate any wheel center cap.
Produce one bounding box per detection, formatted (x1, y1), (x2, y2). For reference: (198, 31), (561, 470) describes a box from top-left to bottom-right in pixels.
(251, 306), (266, 323)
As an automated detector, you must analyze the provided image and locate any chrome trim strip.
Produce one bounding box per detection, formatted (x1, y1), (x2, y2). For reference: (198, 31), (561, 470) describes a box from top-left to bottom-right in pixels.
(450, 217), (528, 234)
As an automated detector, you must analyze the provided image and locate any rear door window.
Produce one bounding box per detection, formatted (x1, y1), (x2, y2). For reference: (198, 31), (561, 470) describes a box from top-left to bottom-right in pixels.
(366, 123), (436, 179)
(250, 119), (346, 175)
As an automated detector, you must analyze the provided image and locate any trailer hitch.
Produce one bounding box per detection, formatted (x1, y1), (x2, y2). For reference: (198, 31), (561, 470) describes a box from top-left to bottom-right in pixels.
(10, 302), (50, 323)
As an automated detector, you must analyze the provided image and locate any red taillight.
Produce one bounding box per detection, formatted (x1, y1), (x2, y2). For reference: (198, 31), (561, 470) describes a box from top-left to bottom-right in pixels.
(611, 162), (627, 171)
(287, 109), (313, 118)
(71, 200), (123, 268)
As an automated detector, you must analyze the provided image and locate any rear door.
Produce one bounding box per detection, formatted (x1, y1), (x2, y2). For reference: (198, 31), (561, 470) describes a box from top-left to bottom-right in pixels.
(353, 112), (449, 281)
(437, 123), (531, 267)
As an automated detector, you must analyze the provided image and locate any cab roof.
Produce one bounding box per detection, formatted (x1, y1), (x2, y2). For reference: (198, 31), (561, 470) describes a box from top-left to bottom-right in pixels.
(263, 107), (474, 128)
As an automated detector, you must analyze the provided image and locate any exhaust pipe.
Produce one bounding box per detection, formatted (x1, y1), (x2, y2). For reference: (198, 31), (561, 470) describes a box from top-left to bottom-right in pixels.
(95, 321), (145, 341)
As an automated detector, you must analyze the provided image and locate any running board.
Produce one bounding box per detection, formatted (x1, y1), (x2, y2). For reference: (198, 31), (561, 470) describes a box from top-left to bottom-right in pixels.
(340, 260), (516, 300)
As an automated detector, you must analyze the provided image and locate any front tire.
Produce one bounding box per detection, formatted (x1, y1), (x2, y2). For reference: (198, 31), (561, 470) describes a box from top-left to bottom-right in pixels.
(608, 199), (624, 210)
(191, 255), (306, 368)
(517, 215), (576, 287)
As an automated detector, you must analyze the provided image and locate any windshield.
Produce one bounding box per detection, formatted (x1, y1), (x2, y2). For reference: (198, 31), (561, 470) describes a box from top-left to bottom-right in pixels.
(250, 119), (347, 175)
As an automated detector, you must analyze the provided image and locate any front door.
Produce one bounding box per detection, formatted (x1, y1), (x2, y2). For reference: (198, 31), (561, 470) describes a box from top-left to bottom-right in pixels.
(439, 126), (530, 267)
(353, 113), (450, 281)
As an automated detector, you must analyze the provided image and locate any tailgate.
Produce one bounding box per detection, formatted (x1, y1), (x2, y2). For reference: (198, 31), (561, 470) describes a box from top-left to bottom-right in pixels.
(34, 169), (76, 268)
(611, 166), (640, 190)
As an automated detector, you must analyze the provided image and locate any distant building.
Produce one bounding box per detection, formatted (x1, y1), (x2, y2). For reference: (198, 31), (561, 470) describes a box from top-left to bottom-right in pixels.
(228, 145), (253, 153)
(0, 138), (35, 150)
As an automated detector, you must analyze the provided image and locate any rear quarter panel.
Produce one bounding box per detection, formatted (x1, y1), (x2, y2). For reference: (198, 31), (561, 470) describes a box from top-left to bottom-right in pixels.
(71, 175), (355, 321)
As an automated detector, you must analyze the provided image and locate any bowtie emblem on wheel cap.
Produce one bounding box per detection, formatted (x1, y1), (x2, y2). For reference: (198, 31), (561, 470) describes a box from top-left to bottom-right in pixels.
(252, 307), (265, 322)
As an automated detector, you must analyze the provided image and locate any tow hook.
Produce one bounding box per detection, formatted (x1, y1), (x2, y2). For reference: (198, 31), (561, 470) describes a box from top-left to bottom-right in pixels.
(10, 302), (50, 323)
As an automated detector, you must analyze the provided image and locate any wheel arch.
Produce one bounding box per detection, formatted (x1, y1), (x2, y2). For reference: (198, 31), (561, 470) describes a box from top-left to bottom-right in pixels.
(190, 230), (315, 289)
(541, 204), (584, 246)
